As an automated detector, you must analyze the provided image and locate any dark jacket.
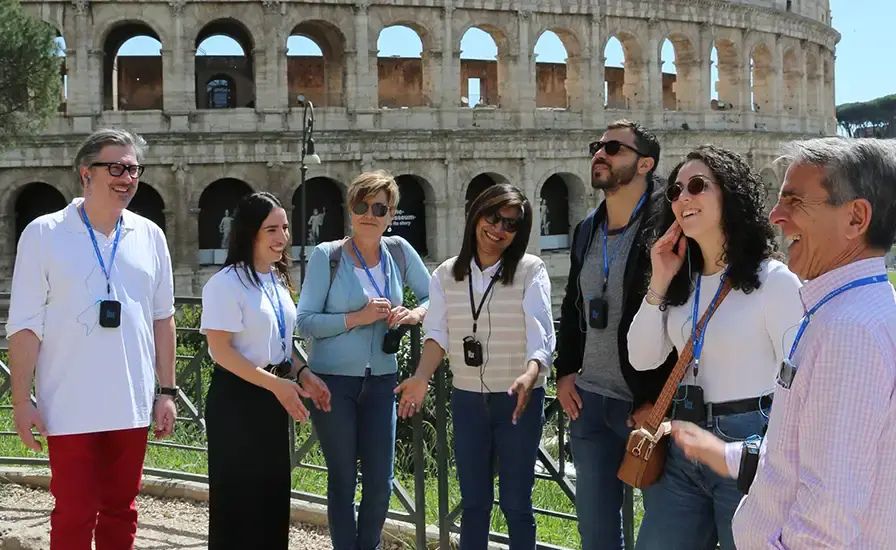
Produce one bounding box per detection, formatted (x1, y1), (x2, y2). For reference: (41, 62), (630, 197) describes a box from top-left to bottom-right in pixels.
(554, 181), (677, 408)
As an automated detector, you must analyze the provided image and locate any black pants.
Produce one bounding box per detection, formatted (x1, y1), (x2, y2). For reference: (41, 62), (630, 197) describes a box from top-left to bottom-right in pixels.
(206, 367), (291, 549)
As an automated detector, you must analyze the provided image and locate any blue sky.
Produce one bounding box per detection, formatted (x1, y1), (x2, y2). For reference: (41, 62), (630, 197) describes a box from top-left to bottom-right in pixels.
(106, 0), (891, 106)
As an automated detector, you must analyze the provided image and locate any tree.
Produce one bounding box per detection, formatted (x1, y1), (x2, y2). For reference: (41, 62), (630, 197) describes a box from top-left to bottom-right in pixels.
(836, 93), (896, 137)
(0, 0), (62, 150)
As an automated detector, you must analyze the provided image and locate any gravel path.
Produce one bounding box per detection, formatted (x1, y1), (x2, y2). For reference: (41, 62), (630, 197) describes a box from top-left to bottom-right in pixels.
(0, 482), (357, 549)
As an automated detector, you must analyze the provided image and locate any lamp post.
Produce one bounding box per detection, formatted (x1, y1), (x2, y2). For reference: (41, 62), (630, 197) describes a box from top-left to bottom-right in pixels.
(298, 94), (321, 284)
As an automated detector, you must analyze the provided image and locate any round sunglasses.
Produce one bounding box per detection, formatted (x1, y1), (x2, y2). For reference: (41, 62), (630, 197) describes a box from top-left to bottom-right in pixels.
(351, 201), (390, 217)
(588, 140), (648, 158)
(665, 175), (713, 202)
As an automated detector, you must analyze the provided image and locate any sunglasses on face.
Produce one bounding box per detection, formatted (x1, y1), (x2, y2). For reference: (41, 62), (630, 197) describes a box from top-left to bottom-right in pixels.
(588, 140), (647, 158)
(351, 201), (390, 217)
(483, 212), (521, 233)
(90, 162), (145, 178)
(665, 175), (713, 202)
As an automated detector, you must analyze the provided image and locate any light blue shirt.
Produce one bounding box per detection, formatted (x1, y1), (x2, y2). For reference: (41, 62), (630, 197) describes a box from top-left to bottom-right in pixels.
(296, 236), (431, 376)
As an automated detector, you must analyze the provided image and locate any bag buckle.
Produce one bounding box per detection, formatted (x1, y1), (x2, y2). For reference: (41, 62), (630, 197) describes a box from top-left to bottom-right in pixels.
(630, 422), (671, 459)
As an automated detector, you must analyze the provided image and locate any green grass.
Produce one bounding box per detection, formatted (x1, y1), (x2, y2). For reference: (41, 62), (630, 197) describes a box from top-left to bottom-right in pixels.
(889, 271), (896, 288)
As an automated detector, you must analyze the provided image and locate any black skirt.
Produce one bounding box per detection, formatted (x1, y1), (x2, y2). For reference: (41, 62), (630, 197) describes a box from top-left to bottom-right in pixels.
(205, 367), (292, 549)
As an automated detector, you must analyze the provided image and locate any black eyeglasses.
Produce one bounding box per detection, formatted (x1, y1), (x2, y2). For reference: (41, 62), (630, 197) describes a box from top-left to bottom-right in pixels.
(90, 162), (145, 178)
(483, 212), (521, 233)
(665, 175), (713, 202)
(352, 201), (390, 217)
(588, 140), (647, 158)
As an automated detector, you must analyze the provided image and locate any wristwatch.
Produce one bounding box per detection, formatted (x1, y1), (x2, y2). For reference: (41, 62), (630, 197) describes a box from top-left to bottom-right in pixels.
(156, 386), (178, 397)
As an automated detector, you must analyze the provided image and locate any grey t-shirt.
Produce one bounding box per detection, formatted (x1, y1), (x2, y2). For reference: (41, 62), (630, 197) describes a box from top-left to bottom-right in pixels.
(576, 218), (641, 401)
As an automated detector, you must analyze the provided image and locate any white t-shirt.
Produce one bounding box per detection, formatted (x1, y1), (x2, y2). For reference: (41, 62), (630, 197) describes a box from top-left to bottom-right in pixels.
(354, 265), (388, 299)
(200, 266), (297, 368)
(5, 198), (175, 436)
(628, 259), (805, 403)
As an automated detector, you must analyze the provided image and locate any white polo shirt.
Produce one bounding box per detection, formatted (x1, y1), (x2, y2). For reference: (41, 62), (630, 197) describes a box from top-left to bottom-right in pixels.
(5, 198), (175, 436)
(200, 266), (297, 368)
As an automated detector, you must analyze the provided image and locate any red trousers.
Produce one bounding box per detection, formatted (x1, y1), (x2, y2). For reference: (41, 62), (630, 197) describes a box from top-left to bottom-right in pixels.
(47, 426), (149, 550)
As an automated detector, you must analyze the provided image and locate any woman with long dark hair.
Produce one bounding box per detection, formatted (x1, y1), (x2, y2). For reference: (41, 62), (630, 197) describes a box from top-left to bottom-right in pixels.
(627, 146), (803, 549)
(201, 192), (331, 549)
(296, 170), (431, 550)
(395, 183), (555, 549)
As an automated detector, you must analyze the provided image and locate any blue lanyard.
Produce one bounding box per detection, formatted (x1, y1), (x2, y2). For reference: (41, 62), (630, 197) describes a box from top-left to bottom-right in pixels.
(690, 271), (728, 377)
(351, 239), (391, 301)
(78, 205), (122, 297)
(260, 272), (288, 356)
(787, 274), (888, 360)
(600, 192), (648, 293)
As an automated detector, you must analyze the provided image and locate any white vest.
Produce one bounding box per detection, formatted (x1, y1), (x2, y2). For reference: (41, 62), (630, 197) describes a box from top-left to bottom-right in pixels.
(438, 254), (546, 393)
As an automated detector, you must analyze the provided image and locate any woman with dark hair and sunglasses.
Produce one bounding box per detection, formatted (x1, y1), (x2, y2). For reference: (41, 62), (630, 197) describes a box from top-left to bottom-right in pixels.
(296, 170), (431, 550)
(200, 192), (331, 549)
(626, 146), (804, 550)
(395, 184), (555, 549)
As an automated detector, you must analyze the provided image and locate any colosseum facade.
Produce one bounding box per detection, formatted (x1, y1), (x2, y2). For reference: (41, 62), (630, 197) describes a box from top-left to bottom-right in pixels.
(1, 0), (839, 302)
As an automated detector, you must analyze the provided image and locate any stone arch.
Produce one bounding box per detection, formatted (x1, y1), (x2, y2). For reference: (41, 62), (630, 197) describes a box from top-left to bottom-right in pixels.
(376, 24), (429, 108)
(458, 23), (511, 108)
(709, 38), (740, 110)
(128, 182), (166, 232)
(392, 175), (431, 257)
(197, 178), (253, 263)
(602, 31), (645, 109)
(101, 22), (163, 111)
(805, 49), (821, 115)
(782, 47), (801, 114)
(13, 182), (68, 245)
(534, 169), (589, 242)
(195, 19), (257, 109)
(760, 167), (781, 209)
(287, 20), (346, 107)
(660, 32), (699, 111)
(533, 28), (581, 110)
(464, 172), (510, 213)
(538, 175), (570, 250)
(750, 42), (774, 113)
(292, 177), (345, 247)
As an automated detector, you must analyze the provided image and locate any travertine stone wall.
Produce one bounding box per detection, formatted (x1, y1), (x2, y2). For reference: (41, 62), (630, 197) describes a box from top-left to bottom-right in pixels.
(2, 0), (837, 305)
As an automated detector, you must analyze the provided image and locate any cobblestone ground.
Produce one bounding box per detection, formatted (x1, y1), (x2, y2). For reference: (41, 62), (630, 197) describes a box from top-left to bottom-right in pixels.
(0, 482), (401, 550)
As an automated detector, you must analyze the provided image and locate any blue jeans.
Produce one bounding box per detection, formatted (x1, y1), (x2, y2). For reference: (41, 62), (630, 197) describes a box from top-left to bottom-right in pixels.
(310, 372), (397, 550)
(452, 387), (545, 550)
(569, 388), (634, 550)
(636, 410), (767, 550)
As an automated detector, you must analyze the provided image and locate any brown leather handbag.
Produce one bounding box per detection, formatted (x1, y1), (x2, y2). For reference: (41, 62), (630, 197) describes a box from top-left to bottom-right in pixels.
(617, 280), (732, 489)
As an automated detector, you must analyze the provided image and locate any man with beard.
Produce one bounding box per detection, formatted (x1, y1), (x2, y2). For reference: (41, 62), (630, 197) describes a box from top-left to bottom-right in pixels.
(555, 120), (676, 550)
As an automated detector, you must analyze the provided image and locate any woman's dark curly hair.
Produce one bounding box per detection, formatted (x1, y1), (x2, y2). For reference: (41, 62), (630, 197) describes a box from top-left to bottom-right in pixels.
(651, 145), (779, 308)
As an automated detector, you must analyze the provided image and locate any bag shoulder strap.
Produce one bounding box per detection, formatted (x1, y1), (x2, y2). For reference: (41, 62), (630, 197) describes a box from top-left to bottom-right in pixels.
(327, 238), (349, 287)
(643, 279), (733, 432)
(381, 235), (408, 283)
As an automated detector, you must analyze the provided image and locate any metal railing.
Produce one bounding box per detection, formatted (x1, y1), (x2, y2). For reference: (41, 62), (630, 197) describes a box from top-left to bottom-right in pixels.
(0, 295), (635, 549)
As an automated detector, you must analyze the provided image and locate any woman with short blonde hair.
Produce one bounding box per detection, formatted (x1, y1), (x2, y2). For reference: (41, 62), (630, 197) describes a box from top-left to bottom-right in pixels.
(297, 170), (431, 550)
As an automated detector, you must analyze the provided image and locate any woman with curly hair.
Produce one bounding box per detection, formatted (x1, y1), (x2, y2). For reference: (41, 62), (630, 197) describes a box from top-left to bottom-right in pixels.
(627, 145), (804, 550)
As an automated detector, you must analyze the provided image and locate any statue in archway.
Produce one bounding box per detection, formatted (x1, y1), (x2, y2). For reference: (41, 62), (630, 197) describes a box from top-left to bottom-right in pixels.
(219, 209), (233, 248)
(307, 207), (326, 245)
(540, 198), (551, 235)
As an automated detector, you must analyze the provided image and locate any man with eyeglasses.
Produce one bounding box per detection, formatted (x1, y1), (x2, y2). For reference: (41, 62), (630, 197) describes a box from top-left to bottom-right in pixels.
(6, 128), (176, 548)
(554, 119), (676, 549)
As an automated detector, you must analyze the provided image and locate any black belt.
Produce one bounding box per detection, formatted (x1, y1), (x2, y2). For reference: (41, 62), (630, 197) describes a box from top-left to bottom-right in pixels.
(708, 394), (772, 418)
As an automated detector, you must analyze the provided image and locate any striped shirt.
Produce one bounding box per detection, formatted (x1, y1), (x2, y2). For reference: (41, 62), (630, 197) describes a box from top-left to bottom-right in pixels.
(732, 257), (896, 549)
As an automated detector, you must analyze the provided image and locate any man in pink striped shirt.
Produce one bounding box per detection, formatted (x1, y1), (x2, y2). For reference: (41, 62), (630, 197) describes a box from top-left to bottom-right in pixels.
(671, 137), (896, 549)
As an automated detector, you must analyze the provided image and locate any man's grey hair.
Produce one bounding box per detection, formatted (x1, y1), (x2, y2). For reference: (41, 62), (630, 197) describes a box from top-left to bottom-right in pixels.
(782, 137), (896, 250)
(73, 128), (147, 183)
